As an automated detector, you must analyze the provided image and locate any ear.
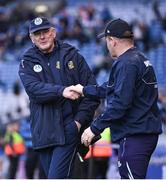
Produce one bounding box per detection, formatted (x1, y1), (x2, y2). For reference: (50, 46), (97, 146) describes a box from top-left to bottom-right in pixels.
(113, 38), (117, 47)
(29, 34), (35, 44)
(53, 29), (56, 39)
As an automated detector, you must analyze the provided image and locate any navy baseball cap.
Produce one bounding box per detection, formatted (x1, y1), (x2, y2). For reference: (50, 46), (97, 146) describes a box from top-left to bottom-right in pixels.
(97, 18), (133, 39)
(29, 17), (54, 33)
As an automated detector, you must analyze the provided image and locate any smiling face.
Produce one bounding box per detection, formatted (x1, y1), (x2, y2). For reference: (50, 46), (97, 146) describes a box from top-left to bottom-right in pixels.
(30, 27), (56, 53)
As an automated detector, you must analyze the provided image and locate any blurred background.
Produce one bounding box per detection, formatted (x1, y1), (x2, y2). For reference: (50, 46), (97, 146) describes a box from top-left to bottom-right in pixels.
(0, 0), (166, 178)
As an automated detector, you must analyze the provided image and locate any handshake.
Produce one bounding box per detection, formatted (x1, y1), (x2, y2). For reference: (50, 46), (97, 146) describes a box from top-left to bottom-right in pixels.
(62, 84), (84, 100)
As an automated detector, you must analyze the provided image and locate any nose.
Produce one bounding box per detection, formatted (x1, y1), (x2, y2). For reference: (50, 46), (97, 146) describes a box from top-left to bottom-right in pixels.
(37, 31), (45, 39)
(39, 32), (45, 39)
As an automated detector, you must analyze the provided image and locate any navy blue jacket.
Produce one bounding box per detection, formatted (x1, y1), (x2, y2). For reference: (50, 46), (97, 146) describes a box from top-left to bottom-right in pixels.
(19, 40), (99, 149)
(83, 47), (162, 142)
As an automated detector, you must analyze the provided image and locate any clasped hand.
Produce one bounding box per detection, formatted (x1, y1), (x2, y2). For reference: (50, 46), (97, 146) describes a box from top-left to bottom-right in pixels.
(62, 84), (84, 100)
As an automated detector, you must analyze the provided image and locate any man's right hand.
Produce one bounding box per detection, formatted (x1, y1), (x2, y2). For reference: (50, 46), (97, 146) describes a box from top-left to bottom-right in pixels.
(68, 84), (84, 96)
(62, 86), (81, 100)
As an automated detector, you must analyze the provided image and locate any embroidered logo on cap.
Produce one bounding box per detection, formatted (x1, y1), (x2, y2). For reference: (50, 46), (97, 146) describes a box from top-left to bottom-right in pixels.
(34, 18), (43, 25)
(33, 64), (42, 72)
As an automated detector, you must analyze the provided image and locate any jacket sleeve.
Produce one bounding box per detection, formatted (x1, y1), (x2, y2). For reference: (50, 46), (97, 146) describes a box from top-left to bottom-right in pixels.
(83, 82), (108, 99)
(91, 62), (139, 135)
(19, 59), (65, 104)
(74, 53), (100, 127)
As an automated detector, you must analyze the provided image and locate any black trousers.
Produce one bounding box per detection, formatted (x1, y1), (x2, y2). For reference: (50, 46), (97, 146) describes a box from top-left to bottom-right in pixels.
(118, 134), (158, 179)
(25, 148), (45, 179)
(8, 155), (20, 179)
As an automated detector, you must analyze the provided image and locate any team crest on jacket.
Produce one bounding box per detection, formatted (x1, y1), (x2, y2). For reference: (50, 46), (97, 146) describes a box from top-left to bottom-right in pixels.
(33, 64), (42, 72)
(56, 61), (60, 69)
(68, 61), (74, 69)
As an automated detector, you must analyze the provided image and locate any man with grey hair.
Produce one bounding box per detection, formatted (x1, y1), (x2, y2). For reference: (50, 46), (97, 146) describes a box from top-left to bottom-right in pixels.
(19, 17), (99, 178)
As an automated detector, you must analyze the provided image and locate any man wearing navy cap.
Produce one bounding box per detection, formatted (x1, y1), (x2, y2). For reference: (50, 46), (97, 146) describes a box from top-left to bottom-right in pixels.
(71, 19), (162, 179)
(19, 17), (99, 178)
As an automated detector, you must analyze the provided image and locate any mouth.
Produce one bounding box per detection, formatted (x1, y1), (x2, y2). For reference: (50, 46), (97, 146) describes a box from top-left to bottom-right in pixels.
(40, 41), (47, 45)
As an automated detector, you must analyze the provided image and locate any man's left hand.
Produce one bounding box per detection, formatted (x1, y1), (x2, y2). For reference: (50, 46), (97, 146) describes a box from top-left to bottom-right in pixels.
(81, 127), (95, 146)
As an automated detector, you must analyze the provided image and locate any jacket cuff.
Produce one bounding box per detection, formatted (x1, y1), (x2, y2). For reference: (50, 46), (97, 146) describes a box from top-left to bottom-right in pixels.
(57, 86), (66, 96)
(82, 87), (86, 96)
(90, 124), (101, 135)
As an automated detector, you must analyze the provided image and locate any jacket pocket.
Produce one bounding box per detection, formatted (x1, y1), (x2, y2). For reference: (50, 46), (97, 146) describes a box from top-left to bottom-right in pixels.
(65, 121), (79, 135)
(73, 121), (79, 134)
(64, 121), (79, 145)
